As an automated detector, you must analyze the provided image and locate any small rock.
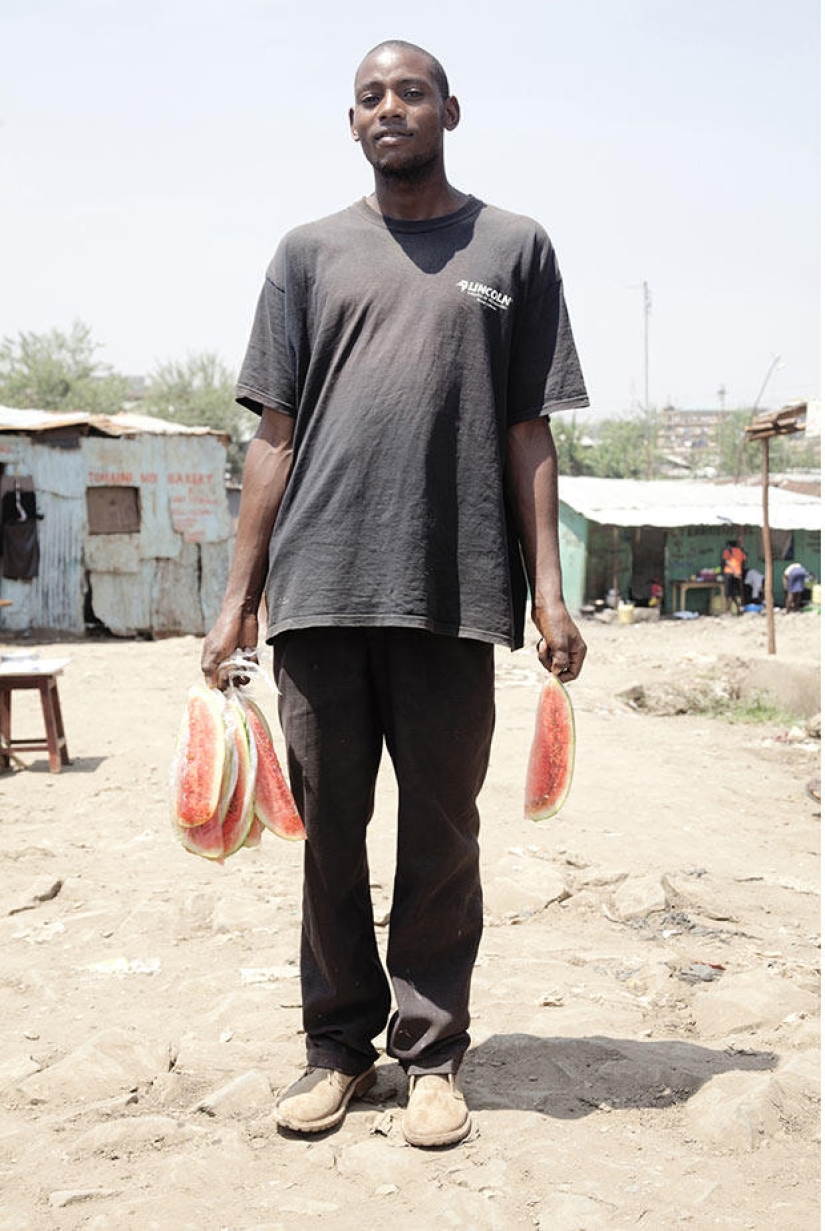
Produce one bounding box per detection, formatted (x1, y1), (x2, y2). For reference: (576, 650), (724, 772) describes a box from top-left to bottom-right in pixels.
(692, 970), (819, 1037)
(485, 867), (569, 919)
(538, 989), (565, 1006)
(610, 875), (669, 921)
(48, 1190), (120, 1209)
(374, 1184), (398, 1196)
(16, 1028), (174, 1104)
(683, 1072), (780, 1150)
(662, 874), (737, 921)
(678, 963), (724, 984)
(337, 1138), (424, 1185)
(196, 1069), (273, 1116)
(804, 713), (820, 740)
(369, 1110), (395, 1136)
(70, 1114), (201, 1157)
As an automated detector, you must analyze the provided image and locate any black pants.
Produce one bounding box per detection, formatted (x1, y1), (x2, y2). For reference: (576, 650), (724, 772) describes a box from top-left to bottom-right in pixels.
(273, 627), (495, 1076)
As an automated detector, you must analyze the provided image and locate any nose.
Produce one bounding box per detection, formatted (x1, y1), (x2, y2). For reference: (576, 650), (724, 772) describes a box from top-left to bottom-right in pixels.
(377, 88), (405, 121)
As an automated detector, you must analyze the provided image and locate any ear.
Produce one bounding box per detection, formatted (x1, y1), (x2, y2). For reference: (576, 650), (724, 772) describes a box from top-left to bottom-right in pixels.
(443, 95), (460, 132)
(348, 107), (359, 140)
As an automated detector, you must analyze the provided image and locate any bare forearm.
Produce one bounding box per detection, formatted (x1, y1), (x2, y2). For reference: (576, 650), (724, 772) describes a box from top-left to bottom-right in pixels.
(506, 416), (586, 680)
(506, 417), (564, 609)
(223, 426), (292, 614)
(201, 407), (294, 685)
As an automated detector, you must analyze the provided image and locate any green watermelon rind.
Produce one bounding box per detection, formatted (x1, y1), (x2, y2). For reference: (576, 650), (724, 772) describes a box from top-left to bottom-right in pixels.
(220, 696), (258, 858)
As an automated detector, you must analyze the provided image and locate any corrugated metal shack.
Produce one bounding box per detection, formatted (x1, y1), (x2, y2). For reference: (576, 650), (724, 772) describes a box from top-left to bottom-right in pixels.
(558, 477), (821, 613)
(0, 408), (233, 636)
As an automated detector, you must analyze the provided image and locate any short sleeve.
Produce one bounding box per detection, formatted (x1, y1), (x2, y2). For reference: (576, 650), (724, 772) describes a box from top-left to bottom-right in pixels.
(234, 245), (297, 417)
(507, 235), (589, 426)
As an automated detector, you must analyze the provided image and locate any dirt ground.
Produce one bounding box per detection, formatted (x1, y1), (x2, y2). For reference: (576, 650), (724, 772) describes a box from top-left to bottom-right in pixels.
(0, 609), (820, 1230)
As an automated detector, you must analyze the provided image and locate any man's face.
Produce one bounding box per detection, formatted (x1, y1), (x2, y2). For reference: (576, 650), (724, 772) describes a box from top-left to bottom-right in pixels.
(350, 47), (459, 180)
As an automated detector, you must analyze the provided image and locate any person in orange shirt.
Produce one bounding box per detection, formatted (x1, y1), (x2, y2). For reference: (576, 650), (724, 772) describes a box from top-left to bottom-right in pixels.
(721, 539), (747, 613)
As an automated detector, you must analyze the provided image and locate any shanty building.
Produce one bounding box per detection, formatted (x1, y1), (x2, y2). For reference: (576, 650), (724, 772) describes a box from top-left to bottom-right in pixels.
(557, 476), (821, 613)
(0, 408), (233, 636)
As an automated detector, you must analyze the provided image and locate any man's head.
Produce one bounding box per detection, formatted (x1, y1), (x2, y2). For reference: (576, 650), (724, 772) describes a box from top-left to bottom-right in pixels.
(355, 40), (450, 100)
(350, 40), (459, 182)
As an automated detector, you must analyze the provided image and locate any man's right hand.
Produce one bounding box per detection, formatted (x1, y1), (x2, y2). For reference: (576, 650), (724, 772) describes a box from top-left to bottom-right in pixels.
(201, 609), (260, 689)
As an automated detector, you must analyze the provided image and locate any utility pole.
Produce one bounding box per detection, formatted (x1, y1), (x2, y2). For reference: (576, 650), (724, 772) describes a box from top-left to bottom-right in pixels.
(642, 281), (652, 412)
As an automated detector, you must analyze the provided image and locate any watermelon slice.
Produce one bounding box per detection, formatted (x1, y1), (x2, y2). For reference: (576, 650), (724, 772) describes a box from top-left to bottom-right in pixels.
(173, 694), (238, 861)
(171, 685), (228, 828)
(220, 697), (257, 857)
(243, 698), (306, 841)
(524, 674), (575, 821)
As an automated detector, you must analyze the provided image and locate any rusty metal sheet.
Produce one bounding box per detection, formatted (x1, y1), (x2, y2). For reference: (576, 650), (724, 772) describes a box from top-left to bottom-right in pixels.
(83, 535), (142, 575)
(87, 569), (152, 636)
(151, 542), (204, 635)
(0, 429), (231, 635)
(199, 540), (233, 630)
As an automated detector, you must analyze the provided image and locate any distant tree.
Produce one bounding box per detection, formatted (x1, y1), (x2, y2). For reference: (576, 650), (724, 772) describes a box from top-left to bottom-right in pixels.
(553, 413), (594, 476)
(0, 320), (130, 412)
(589, 412), (660, 479)
(715, 408), (761, 480)
(142, 351), (253, 477)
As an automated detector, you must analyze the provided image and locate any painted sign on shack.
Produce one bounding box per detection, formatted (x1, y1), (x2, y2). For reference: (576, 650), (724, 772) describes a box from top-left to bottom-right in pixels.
(0, 408), (233, 636)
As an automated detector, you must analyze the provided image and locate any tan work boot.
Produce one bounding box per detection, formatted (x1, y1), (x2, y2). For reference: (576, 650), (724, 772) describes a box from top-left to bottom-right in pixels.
(275, 1065), (376, 1133)
(401, 1073), (472, 1147)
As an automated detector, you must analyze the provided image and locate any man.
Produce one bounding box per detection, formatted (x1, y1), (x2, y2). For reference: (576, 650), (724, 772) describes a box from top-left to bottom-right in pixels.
(783, 561), (808, 612)
(202, 39), (588, 1148)
(721, 538), (747, 613)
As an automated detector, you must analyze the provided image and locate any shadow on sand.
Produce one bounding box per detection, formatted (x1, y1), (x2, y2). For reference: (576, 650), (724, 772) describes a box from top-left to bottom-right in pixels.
(462, 1033), (778, 1119)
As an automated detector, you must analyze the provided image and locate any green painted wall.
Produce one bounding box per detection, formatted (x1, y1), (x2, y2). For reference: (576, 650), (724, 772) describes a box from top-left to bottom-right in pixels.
(665, 525), (821, 610)
(558, 502), (589, 610)
(557, 499), (820, 614)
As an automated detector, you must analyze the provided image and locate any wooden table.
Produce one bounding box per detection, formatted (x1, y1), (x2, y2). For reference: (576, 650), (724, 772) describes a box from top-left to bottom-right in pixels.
(670, 579), (726, 613)
(0, 659), (71, 773)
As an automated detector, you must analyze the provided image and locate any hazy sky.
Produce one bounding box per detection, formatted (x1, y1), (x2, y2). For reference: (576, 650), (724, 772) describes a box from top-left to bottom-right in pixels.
(1, 0), (819, 419)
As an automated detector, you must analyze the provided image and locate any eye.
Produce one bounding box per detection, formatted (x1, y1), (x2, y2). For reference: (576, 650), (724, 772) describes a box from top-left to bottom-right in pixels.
(404, 88), (423, 99)
(359, 93), (380, 107)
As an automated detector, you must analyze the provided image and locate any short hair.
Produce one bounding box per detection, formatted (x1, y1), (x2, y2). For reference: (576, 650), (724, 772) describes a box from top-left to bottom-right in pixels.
(356, 40), (450, 100)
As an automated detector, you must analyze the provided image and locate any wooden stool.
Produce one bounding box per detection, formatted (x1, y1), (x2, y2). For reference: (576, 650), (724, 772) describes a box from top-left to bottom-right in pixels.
(0, 672), (70, 773)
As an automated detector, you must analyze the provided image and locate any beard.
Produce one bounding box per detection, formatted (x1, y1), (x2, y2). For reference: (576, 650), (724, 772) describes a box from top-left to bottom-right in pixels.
(368, 146), (439, 183)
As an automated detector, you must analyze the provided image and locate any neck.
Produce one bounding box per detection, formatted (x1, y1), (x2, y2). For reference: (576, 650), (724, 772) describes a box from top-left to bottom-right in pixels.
(367, 164), (466, 221)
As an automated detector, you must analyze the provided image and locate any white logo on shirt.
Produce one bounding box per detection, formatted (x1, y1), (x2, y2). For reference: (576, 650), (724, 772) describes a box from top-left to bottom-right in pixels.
(456, 280), (513, 312)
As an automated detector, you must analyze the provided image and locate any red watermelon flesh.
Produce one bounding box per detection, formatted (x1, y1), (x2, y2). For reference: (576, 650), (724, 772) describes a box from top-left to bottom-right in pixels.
(243, 814), (264, 849)
(172, 685), (227, 828)
(244, 698), (306, 841)
(525, 674), (575, 821)
(173, 707), (238, 861)
(221, 697), (257, 857)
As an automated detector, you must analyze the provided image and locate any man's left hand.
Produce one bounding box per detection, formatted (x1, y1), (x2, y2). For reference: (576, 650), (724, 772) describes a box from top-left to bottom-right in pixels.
(533, 601), (587, 681)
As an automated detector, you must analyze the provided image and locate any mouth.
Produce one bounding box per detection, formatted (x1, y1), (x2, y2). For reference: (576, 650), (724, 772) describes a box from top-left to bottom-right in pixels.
(374, 130), (413, 145)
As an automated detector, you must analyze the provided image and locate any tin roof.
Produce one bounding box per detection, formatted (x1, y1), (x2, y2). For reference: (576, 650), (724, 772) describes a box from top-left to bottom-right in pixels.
(0, 407), (228, 442)
(558, 476), (821, 532)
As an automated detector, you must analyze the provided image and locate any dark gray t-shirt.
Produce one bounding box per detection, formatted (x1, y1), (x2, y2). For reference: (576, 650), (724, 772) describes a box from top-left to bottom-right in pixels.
(236, 196), (588, 649)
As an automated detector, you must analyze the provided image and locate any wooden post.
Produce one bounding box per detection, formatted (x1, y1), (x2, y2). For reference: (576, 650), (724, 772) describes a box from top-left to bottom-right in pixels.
(761, 437), (776, 655)
(744, 401), (806, 656)
(611, 526), (619, 598)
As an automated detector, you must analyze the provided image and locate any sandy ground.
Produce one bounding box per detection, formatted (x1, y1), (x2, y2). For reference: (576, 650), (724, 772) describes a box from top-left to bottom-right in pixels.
(0, 610), (820, 1230)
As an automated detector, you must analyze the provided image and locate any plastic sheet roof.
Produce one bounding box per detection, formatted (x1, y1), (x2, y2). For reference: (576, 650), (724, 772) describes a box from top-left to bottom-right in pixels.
(0, 406), (228, 441)
(558, 476), (821, 532)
